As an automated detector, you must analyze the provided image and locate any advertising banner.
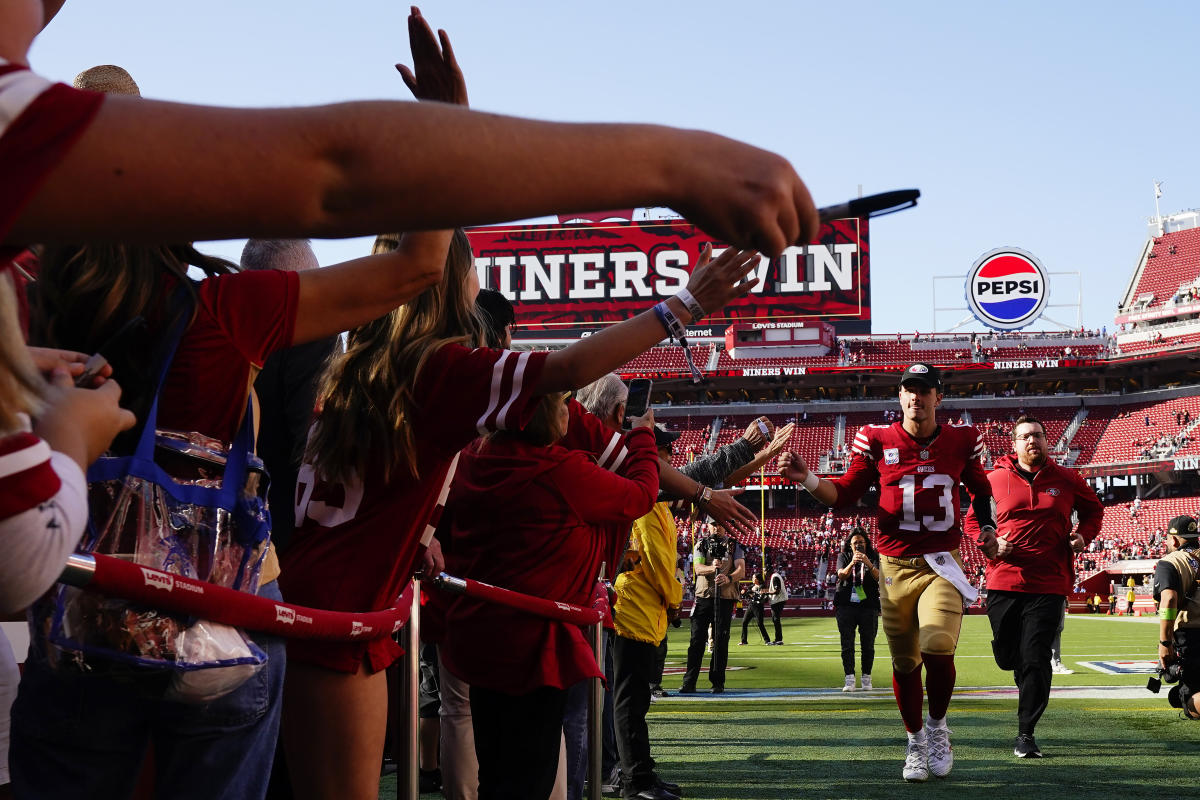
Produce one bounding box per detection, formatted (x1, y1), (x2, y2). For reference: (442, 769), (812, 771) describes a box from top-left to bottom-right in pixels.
(467, 216), (870, 337)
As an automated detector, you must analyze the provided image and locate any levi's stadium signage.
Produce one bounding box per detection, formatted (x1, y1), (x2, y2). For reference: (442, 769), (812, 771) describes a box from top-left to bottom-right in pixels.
(466, 216), (869, 337)
(965, 247), (1049, 331)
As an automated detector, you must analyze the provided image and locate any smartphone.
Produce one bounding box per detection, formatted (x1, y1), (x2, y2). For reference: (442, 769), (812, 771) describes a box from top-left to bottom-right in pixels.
(624, 378), (652, 425)
(74, 352), (109, 387)
(817, 189), (920, 224)
(756, 419), (770, 439)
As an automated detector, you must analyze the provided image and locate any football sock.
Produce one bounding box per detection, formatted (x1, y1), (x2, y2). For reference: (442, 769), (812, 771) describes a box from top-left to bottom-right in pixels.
(893, 664), (925, 733)
(923, 652), (956, 721)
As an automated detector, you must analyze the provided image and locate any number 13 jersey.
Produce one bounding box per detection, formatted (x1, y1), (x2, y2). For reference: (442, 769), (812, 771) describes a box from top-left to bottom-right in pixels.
(830, 421), (991, 557)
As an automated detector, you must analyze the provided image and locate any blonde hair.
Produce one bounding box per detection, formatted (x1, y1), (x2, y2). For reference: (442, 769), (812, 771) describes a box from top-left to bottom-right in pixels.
(305, 230), (485, 483)
(0, 276), (45, 431)
(485, 391), (567, 449)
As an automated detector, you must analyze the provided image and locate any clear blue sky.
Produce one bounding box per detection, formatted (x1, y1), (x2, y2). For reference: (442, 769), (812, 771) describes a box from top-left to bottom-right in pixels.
(28, 1), (1200, 335)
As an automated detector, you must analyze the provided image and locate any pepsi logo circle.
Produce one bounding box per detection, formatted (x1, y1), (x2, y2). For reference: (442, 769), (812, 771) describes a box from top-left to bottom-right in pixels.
(965, 247), (1049, 330)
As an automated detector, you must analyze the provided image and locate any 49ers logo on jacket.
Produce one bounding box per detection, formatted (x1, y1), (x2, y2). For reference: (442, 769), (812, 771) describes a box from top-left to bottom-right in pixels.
(965, 248), (1049, 331)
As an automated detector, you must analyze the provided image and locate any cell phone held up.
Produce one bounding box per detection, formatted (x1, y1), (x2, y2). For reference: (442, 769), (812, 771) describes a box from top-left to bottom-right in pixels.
(623, 378), (652, 427)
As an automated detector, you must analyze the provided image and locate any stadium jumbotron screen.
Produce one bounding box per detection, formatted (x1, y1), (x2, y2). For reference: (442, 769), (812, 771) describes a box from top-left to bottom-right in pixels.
(467, 216), (871, 338)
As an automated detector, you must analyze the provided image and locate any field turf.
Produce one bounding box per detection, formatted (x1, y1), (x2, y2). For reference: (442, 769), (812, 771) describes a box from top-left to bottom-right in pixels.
(385, 614), (1200, 799)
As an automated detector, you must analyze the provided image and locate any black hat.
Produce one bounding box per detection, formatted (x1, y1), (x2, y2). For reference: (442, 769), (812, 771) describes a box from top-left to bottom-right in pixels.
(652, 423), (680, 450)
(1167, 515), (1199, 539)
(899, 362), (942, 390)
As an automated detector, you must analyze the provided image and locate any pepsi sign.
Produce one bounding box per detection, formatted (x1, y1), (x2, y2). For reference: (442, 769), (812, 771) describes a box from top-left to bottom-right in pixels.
(965, 247), (1049, 330)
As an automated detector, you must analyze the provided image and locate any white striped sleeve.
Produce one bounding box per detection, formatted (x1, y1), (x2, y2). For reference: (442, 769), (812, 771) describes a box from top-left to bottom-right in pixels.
(472, 349), (544, 435)
(972, 430), (985, 457)
(0, 66), (54, 134)
(851, 429), (872, 459)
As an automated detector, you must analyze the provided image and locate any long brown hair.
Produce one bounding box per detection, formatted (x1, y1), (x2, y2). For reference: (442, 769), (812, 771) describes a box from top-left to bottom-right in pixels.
(305, 230), (485, 484)
(0, 276), (45, 432)
(31, 243), (238, 440)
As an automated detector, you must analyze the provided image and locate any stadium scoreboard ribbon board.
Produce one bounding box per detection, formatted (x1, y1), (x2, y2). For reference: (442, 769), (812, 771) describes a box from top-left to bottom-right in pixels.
(467, 216), (871, 338)
(965, 247), (1050, 331)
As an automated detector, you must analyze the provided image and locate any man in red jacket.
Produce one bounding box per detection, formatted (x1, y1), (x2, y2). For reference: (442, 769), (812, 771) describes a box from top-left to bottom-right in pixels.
(976, 415), (1104, 759)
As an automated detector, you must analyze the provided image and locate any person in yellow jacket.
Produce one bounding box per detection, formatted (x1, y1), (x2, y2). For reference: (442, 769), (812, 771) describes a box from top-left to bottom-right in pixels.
(613, 434), (686, 800)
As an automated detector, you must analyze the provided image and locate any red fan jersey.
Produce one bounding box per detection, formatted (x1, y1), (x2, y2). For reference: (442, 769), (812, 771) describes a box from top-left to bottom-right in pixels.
(830, 421), (991, 557)
(0, 62), (104, 260)
(280, 344), (548, 673)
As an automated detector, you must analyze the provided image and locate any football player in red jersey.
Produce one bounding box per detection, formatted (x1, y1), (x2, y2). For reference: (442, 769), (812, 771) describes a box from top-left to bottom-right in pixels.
(778, 363), (998, 783)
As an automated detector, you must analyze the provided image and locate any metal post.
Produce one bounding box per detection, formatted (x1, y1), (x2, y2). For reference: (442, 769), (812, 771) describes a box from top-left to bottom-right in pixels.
(401, 580), (421, 800)
(587, 620), (605, 800)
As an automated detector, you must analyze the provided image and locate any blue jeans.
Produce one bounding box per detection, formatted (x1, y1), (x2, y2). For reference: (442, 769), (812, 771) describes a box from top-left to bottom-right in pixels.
(563, 629), (617, 800)
(10, 581), (286, 800)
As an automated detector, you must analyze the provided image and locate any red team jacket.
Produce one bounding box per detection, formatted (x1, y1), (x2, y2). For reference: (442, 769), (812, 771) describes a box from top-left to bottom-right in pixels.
(830, 421), (991, 557)
(966, 454), (1104, 596)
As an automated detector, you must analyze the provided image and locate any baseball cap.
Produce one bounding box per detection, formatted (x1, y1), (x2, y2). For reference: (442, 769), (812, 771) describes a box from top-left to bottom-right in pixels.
(652, 423), (681, 450)
(1167, 515), (1199, 539)
(899, 362), (942, 390)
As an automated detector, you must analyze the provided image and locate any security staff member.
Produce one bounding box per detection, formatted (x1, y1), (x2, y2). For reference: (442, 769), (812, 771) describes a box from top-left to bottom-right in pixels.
(1152, 514), (1200, 719)
(968, 415), (1103, 758)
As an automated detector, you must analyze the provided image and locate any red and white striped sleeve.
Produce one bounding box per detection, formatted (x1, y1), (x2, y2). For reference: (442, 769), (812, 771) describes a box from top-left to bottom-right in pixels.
(0, 429), (89, 613)
(971, 427), (986, 461)
(850, 426), (875, 460)
(419, 344), (550, 446)
(560, 398), (630, 473)
(0, 60), (105, 245)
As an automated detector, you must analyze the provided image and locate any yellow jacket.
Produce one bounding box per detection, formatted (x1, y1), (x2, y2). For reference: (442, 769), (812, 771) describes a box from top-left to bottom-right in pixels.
(614, 502), (684, 644)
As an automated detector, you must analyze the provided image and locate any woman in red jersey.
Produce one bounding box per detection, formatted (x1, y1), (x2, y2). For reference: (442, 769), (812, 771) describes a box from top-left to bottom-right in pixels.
(281, 222), (759, 798)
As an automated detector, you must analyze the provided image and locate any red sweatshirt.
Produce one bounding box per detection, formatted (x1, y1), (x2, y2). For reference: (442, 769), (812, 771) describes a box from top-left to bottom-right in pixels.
(970, 454), (1104, 595)
(441, 426), (657, 693)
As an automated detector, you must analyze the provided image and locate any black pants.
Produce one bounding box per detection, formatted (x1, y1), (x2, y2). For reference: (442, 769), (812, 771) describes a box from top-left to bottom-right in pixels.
(650, 636), (667, 690)
(682, 596), (734, 689)
(471, 685), (566, 800)
(987, 590), (1063, 736)
(613, 635), (658, 794)
(835, 603), (879, 676)
(770, 601), (786, 643)
(740, 602), (770, 644)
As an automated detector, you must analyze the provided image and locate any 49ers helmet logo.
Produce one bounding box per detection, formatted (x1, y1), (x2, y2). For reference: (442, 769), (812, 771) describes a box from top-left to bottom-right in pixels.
(965, 247), (1049, 331)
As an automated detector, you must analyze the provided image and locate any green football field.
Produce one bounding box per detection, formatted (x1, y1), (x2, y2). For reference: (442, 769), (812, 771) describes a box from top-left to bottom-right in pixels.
(386, 614), (1200, 800)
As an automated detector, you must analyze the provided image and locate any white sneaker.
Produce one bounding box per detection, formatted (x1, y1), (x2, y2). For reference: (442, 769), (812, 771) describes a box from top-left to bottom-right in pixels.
(842, 674), (856, 692)
(926, 723), (954, 778)
(861, 674), (873, 691)
(902, 735), (929, 782)
(1051, 659), (1075, 675)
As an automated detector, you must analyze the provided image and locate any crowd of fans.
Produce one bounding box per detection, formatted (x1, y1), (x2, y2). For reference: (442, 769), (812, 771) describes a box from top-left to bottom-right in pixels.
(0, 5), (825, 800)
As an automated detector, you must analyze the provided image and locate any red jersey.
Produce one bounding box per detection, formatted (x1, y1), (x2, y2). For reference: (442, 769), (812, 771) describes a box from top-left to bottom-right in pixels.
(0, 62), (104, 261)
(968, 454), (1104, 595)
(831, 421), (991, 557)
(160, 270), (299, 442)
(281, 344), (549, 673)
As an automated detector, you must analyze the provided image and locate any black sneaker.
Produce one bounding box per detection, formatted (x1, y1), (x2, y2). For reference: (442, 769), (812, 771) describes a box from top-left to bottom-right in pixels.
(1014, 734), (1042, 758)
(650, 686), (669, 698)
(711, 686), (725, 694)
(677, 684), (697, 694)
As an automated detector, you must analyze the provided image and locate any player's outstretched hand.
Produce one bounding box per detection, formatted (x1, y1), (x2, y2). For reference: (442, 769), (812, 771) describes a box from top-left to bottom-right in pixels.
(396, 6), (468, 107)
(706, 487), (757, 538)
(777, 450), (809, 483)
(668, 133), (819, 257)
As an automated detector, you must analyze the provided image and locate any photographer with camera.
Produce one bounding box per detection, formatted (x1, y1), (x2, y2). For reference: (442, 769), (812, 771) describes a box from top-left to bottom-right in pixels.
(680, 521), (746, 694)
(834, 527), (881, 692)
(1150, 515), (1200, 719)
(739, 574), (771, 646)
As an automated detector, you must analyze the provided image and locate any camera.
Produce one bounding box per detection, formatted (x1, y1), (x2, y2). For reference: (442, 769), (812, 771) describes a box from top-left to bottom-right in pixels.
(853, 542), (866, 554)
(1148, 660), (1184, 694)
(706, 536), (729, 563)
